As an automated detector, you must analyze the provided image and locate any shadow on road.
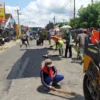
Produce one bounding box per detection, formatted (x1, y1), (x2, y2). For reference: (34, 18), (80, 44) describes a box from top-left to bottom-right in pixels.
(71, 57), (82, 65)
(44, 55), (62, 61)
(7, 47), (62, 79)
(37, 85), (84, 100)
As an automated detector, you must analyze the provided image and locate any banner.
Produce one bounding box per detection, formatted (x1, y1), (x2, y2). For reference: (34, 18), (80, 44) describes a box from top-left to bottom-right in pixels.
(0, 2), (5, 21)
(4, 17), (15, 29)
(4, 17), (11, 29)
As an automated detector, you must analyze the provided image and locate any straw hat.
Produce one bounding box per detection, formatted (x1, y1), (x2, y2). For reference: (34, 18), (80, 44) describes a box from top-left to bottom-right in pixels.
(44, 59), (54, 67)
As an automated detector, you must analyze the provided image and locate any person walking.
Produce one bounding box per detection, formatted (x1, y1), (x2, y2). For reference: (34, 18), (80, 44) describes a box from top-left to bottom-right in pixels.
(39, 31), (44, 45)
(48, 27), (56, 45)
(20, 32), (27, 48)
(40, 59), (64, 91)
(64, 29), (72, 58)
(26, 35), (30, 46)
(76, 30), (87, 64)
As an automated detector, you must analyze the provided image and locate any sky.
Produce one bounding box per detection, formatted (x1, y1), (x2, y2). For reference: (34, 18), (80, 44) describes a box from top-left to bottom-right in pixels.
(1, 0), (34, 8)
(1, 0), (92, 27)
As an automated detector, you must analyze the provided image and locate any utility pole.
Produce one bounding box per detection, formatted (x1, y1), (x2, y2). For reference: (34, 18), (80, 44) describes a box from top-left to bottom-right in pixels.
(91, 0), (94, 3)
(53, 16), (56, 28)
(74, 0), (75, 29)
(16, 9), (21, 36)
(53, 16), (55, 25)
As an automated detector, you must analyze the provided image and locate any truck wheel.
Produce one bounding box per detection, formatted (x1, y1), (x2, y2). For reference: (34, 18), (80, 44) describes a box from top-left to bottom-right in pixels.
(83, 74), (100, 100)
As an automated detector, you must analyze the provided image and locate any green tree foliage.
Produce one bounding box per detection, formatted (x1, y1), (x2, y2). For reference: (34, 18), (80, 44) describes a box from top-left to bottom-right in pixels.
(45, 22), (54, 30)
(78, 3), (99, 28)
(69, 1), (100, 28)
(68, 18), (80, 28)
(58, 22), (69, 28)
(58, 23), (64, 27)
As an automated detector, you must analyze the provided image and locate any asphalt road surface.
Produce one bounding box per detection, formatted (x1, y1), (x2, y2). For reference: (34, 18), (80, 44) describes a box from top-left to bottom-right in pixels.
(0, 40), (84, 100)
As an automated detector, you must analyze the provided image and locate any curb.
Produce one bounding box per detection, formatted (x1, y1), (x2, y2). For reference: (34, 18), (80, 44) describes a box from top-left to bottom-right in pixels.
(0, 40), (20, 54)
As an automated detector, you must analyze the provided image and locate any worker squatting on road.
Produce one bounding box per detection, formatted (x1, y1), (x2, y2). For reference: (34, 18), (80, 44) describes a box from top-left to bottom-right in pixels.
(40, 59), (64, 91)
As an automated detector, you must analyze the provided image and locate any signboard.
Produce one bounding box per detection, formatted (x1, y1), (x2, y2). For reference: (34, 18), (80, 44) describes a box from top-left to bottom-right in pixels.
(0, 2), (5, 21)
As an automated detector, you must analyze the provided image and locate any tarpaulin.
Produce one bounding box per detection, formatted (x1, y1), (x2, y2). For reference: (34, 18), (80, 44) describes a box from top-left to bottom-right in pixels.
(91, 29), (100, 43)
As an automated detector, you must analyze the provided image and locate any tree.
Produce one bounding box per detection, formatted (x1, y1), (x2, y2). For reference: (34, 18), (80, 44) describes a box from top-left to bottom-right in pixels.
(68, 1), (100, 29)
(45, 22), (54, 30)
(80, 22), (88, 28)
(58, 23), (64, 28)
(68, 19), (74, 28)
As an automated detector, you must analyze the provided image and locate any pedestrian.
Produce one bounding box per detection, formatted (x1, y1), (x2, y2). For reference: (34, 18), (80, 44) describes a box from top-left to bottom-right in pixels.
(48, 27), (56, 45)
(40, 59), (64, 91)
(64, 29), (72, 58)
(26, 35), (30, 46)
(76, 29), (88, 64)
(39, 31), (44, 45)
(29, 31), (33, 40)
(26, 30), (30, 46)
(76, 30), (88, 47)
(20, 32), (27, 48)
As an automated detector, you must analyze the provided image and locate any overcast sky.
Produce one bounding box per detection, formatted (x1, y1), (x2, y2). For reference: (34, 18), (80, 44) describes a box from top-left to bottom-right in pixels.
(1, 0), (93, 27)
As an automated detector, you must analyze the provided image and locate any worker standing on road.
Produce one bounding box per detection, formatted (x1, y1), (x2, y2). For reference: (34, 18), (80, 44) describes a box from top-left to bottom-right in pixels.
(48, 27), (56, 45)
(76, 30), (87, 64)
(40, 59), (64, 91)
(64, 29), (72, 58)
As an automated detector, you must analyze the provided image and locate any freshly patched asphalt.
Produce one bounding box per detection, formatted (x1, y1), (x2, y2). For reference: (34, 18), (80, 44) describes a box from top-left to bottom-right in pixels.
(0, 40), (84, 100)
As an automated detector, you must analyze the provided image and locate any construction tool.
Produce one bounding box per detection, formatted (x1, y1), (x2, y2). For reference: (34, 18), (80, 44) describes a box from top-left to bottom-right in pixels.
(54, 88), (76, 96)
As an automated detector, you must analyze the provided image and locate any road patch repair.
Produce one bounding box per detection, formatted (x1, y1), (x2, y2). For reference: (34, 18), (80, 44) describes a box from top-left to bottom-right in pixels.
(17, 57), (30, 78)
(0, 40), (84, 100)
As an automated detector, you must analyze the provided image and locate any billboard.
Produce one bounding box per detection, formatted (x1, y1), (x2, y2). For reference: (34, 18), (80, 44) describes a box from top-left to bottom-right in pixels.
(0, 2), (5, 22)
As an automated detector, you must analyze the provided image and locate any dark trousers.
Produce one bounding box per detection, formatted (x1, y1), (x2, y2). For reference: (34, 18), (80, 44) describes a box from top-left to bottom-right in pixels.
(65, 41), (72, 57)
(20, 39), (27, 48)
(26, 38), (29, 46)
(33, 33), (36, 39)
(41, 39), (44, 45)
(48, 38), (51, 45)
(45, 74), (64, 85)
(39, 37), (44, 45)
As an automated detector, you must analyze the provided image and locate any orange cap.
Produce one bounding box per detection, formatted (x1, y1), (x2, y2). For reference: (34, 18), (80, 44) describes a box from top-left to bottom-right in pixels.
(52, 36), (60, 41)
